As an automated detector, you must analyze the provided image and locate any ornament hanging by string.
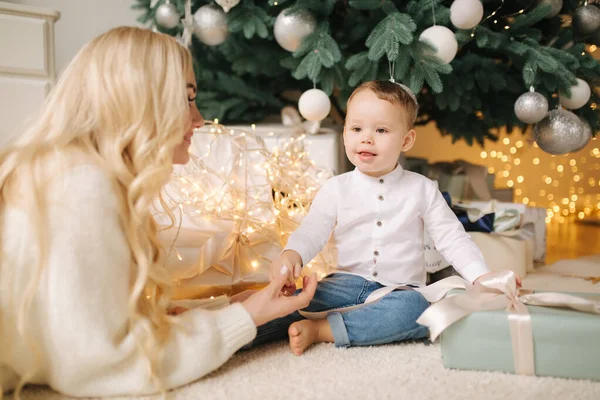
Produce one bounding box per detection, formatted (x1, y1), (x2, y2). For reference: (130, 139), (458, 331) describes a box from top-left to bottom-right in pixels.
(298, 87), (331, 122)
(450, 0), (484, 29)
(559, 78), (591, 110)
(571, 117), (593, 153)
(514, 87), (548, 124)
(155, 0), (181, 29)
(179, 0), (194, 47)
(572, 3), (600, 36)
(420, 26), (458, 64)
(533, 108), (584, 155)
(419, 3), (457, 64)
(274, 7), (316, 52)
(539, 0), (563, 18)
(194, 4), (229, 46)
(215, 0), (240, 13)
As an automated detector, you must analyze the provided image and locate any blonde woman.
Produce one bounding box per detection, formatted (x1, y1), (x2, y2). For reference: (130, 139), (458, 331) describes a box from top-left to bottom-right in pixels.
(0, 27), (317, 398)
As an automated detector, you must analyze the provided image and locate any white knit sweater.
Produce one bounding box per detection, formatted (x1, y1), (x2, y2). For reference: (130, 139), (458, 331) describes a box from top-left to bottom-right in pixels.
(0, 164), (257, 397)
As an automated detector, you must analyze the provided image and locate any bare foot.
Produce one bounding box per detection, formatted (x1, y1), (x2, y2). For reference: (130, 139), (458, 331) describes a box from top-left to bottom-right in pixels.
(288, 320), (319, 356)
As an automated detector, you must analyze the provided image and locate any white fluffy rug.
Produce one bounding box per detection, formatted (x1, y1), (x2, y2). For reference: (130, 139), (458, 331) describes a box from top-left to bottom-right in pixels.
(13, 340), (600, 400)
(11, 256), (600, 400)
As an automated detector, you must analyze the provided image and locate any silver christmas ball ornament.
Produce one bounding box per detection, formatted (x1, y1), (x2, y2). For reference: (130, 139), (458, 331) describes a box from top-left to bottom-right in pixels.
(533, 109), (584, 155)
(156, 1), (181, 29)
(274, 8), (317, 52)
(538, 0), (563, 18)
(572, 5), (600, 36)
(514, 91), (548, 124)
(194, 4), (229, 46)
(571, 118), (593, 153)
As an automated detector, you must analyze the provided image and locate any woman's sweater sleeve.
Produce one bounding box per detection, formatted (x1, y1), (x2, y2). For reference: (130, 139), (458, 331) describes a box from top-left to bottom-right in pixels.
(35, 165), (257, 397)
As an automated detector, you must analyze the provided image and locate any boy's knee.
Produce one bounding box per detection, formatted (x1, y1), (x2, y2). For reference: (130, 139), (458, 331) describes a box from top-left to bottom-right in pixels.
(404, 290), (430, 312)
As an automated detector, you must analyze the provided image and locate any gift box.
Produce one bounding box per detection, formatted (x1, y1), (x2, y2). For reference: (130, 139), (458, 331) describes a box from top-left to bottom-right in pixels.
(154, 126), (283, 298)
(427, 160), (495, 201)
(424, 192), (532, 277)
(491, 188), (514, 202)
(416, 271), (600, 381)
(469, 231), (533, 277)
(441, 291), (600, 381)
(424, 229), (532, 277)
(457, 199), (547, 264)
(229, 107), (351, 175)
(155, 122), (337, 299)
(399, 155), (430, 176)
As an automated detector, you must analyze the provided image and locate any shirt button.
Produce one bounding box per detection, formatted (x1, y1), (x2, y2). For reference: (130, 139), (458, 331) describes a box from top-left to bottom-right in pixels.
(377, 221), (383, 227)
(372, 271), (378, 277)
(378, 195), (384, 201)
(379, 179), (384, 184)
(374, 250), (379, 256)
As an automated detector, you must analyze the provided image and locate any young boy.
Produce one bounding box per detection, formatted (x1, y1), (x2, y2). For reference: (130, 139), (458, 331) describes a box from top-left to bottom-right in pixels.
(256, 80), (495, 355)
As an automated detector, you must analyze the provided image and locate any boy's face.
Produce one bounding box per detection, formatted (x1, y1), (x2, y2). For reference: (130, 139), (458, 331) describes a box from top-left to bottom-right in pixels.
(343, 90), (416, 177)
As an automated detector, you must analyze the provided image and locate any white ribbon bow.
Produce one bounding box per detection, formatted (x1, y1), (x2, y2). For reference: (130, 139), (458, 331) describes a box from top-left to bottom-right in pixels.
(281, 106), (322, 135)
(416, 271), (600, 376)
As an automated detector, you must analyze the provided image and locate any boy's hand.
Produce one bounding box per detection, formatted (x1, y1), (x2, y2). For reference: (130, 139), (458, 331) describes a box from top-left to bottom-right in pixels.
(270, 250), (303, 294)
(474, 271), (522, 288)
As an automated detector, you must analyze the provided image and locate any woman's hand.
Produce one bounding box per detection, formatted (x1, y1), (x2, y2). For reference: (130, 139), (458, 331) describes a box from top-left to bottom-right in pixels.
(243, 266), (317, 327)
(230, 290), (258, 303)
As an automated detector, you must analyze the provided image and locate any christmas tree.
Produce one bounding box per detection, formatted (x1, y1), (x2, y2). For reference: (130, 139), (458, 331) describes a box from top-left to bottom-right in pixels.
(134, 0), (600, 147)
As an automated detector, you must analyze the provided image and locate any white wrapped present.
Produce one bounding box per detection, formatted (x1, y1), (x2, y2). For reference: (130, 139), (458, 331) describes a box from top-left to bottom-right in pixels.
(153, 126), (282, 294)
(154, 122), (338, 298)
(424, 229), (533, 278)
(470, 230), (533, 277)
(427, 160), (495, 201)
(456, 199), (547, 264)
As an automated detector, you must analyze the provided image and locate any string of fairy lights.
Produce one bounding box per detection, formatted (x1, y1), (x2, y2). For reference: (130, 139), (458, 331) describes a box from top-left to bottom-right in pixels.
(479, 133), (600, 224)
(157, 121), (336, 282)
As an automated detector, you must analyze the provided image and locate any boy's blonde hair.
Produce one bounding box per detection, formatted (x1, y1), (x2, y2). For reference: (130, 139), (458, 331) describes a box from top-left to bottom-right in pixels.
(347, 80), (419, 128)
(0, 26), (192, 397)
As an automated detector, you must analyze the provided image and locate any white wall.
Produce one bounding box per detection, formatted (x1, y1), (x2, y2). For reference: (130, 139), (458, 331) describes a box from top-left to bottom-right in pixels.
(9, 0), (142, 72)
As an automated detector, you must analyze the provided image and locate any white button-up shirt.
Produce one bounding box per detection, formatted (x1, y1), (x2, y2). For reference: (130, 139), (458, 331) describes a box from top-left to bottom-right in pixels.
(285, 165), (490, 286)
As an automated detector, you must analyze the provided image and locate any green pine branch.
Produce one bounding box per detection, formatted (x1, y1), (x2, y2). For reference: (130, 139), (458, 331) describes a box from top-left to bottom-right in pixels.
(132, 0), (600, 144)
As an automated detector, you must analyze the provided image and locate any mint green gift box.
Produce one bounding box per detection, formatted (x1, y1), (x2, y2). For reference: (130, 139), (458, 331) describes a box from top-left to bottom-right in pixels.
(440, 293), (600, 381)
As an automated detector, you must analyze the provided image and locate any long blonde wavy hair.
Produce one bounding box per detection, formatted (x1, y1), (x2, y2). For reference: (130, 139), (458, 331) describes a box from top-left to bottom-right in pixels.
(0, 26), (192, 396)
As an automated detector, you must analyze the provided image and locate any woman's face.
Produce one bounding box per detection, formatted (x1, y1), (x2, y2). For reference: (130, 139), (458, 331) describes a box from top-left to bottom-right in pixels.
(172, 70), (204, 165)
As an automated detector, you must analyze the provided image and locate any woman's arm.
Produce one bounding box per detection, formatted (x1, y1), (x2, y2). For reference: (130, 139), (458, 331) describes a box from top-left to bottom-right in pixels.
(35, 165), (257, 397)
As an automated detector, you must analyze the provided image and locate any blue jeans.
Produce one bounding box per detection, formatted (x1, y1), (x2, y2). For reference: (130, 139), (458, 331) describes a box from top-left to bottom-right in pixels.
(251, 273), (430, 348)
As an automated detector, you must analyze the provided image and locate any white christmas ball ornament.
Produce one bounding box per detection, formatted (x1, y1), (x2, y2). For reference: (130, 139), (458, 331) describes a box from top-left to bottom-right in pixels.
(559, 78), (591, 110)
(450, 0), (484, 29)
(419, 26), (458, 64)
(193, 4), (229, 46)
(274, 8), (317, 52)
(298, 89), (331, 122)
